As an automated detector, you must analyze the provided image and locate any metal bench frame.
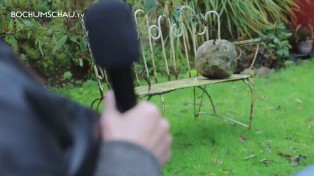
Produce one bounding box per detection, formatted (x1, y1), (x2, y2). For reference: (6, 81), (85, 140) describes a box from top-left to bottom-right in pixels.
(89, 6), (258, 129)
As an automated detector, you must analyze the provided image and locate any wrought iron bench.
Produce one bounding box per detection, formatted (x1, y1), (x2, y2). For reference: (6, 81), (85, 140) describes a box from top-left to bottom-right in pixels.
(89, 6), (258, 129)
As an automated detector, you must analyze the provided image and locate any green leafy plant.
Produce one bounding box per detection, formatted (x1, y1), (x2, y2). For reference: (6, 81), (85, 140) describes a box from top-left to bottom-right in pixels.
(261, 23), (292, 58)
(63, 71), (73, 80)
(0, 0), (92, 83)
(237, 23), (292, 71)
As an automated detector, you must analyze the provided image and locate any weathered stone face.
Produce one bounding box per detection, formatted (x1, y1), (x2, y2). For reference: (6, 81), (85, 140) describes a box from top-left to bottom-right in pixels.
(195, 40), (238, 79)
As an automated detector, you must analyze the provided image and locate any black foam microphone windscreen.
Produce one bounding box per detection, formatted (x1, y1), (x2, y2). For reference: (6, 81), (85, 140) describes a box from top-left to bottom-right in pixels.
(85, 0), (139, 69)
(85, 0), (140, 112)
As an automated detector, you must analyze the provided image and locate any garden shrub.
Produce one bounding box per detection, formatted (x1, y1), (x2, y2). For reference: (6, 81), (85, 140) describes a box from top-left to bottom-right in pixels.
(0, 0), (309, 85)
(0, 0), (93, 83)
(237, 23), (292, 71)
(141, 0), (305, 39)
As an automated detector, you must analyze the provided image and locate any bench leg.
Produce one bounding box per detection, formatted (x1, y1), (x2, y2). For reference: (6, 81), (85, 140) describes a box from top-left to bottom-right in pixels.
(146, 95), (165, 115)
(91, 97), (104, 111)
(194, 79), (255, 129)
(193, 87), (200, 118)
(244, 78), (256, 129)
(160, 95), (165, 115)
(91, 84), (105, 111)
(147, 96), (153, 101)
(194, 86), (216, 118)
(206, 79), (255, 129)
(90, 65), (108, 112)
(194, 87), (205, 119)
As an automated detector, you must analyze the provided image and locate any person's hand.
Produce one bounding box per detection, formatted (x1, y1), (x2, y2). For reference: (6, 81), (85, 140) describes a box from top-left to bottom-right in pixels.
(100, 91), (172, 165)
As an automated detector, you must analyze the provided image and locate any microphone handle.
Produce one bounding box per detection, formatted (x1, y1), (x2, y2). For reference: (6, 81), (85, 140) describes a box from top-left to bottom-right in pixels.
(107, 67), (137, 113)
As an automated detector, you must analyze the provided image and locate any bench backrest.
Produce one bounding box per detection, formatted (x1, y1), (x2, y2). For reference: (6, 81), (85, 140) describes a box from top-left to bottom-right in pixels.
(133, 6), (221, 85)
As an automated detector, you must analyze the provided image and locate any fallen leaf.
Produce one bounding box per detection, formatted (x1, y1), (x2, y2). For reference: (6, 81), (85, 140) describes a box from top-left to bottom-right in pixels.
(292, 148), (298, 152)
(306, 118), (313, 123)
(222, 168), (235, 174)
(277, 152), (292, 160)
(263, 143), (272, 154)
(181, 143), (193, 148)
(295, 99), (303, 104)
(212, 160), (223, 166)
(260, 95), (266, 100)
(285, 135), (293, 140)
(243, 154), (256, 160)
(259, 89), (265, 94)
(260, 159), (275, 166)
(291, 155), (304, 166)
(239, 135), (247, 142)
(256, 130), (263, 134)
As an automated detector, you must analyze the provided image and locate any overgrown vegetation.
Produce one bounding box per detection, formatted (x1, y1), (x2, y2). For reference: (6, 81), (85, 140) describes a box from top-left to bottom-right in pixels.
(237, 23), (293, 71)
(262, 23), (292, 59)
(140, 0), (306, 39)
(0, 0), (92, 82)
(0, 0), (311, 84)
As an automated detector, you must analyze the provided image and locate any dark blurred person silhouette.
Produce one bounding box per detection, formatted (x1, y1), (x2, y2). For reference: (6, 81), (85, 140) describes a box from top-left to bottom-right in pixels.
(0, 40), (171, 176)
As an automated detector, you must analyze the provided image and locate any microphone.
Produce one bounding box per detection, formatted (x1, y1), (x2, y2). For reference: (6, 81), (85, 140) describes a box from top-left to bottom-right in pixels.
(85, 0), (140, 112)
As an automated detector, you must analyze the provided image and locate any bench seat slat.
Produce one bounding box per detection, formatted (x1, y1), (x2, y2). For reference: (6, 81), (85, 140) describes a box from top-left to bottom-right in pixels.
(135, 74), (250, 96)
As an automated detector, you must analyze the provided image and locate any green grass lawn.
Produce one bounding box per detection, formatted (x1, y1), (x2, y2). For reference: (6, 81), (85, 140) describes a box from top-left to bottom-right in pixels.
(52, 59), (314, 176)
